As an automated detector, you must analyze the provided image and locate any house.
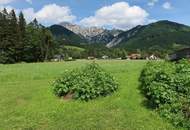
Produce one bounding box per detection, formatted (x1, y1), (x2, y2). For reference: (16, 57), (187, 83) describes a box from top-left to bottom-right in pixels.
(52, 54), (64, 62)
(128, 53), (141, 60)
(68, 57), (73, 60)
(102, 55), (109, 59)
(147, 54), (159, 60)
(116, 57), (122, 60)
(169, 48), (190, 61)
(88, 56), (95, 60)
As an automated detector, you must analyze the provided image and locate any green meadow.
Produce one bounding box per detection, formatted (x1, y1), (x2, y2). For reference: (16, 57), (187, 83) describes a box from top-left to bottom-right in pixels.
(0, 60), (184, 130)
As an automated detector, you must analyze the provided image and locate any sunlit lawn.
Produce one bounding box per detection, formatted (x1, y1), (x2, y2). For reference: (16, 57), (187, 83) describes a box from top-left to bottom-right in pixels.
(0, 60), (184, 130)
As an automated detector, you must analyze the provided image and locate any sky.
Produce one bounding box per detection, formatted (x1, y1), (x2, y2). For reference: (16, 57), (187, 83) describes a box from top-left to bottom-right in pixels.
(0, 0), (190, 30)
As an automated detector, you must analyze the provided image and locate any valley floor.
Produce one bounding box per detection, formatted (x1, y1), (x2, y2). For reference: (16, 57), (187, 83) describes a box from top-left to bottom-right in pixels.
(0, 60), (185, 130)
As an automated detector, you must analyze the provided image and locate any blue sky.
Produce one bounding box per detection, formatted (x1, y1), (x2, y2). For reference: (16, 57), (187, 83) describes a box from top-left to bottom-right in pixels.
(1, 0), (190, 30)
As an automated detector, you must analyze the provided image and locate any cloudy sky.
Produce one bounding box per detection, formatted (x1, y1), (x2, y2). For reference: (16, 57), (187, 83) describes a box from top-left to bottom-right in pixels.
(0, 0), (189, 30)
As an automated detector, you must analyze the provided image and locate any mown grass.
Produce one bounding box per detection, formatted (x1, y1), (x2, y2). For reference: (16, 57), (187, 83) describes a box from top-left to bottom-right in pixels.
(64, 45), (85, 51)
(0, 60), (185, 130)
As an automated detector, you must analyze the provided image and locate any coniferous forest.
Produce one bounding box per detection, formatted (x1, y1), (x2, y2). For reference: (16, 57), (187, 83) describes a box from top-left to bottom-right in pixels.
(0, 9), (54, 64)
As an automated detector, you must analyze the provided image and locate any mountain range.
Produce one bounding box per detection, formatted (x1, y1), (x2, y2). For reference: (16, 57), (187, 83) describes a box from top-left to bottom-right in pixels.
(59, 22), (123, 44)
(110, 20), (190, 52)
(49, 20), (190, 53)
(60, 22), (105, 38)
(49, 24), (87, 45)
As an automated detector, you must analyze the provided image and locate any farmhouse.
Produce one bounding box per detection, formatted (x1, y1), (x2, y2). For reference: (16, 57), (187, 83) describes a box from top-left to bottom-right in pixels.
(102, 55), (109, 59)
(52, 54), (64, 62)
(169, 48), (190, 61)
(128, 53), (141, 60)
(88, 56), (95, 60)
(146, 54), (159, 60)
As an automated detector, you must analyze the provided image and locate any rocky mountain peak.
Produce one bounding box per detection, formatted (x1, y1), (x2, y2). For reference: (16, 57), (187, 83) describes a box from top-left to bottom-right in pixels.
(59, 22), (105, 37)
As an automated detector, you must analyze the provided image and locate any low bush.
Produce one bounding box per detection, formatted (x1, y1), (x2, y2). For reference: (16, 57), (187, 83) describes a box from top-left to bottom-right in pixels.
(53, 62), (118, 101)
(140, 59), (190, 128)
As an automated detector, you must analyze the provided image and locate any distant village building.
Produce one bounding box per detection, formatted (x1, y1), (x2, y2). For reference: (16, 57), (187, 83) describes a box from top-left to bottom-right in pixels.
(116, 57), (122, 60)
(88, 56), (95, 60)
(128, 53), (141, 60)
(102, 55), (109, 59)
(68, 57), (73, 60)
(52, 54), (64, 62)
(169, 48), (190, 61)
(147, 54), (158, 60)
(64, 56), (75, 61)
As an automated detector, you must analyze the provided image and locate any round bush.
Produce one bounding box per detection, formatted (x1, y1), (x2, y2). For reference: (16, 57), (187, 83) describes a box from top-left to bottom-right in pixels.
(53, 63), (118, 101)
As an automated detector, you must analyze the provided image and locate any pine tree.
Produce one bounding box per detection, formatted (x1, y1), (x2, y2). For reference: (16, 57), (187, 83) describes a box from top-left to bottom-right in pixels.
(18, 11), (26, 61)
(32, 18), (39, 28)
(18, 12), (26, 39)
(24, 18), (42, 62)
(0, 11), (4, 42)
(8, 9), (19, 62)
(0, 8), (14, 63)
(1, 8), (9, 42)
(41, 28), (54, 61)
(0, 11), (5, 63)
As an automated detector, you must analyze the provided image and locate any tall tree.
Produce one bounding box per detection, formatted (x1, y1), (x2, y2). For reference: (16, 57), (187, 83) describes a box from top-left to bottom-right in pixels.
(40, 28), (54, 61)
(9, 9), (19, 62)
(18, 12), (26, 39)
(0, 10), (6, 63)
(24, 19), (41, 62)
(18, 11), (26, 61)
(0, 9), (17, 63)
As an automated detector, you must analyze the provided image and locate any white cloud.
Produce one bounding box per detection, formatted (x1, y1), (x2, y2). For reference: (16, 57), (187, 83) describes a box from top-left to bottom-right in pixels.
(22, 3), (76, 25)
(0, 0), (32, 5)
(148, 0), (158, 6)
(0, 5), (19, 13)
(162, 2), (172, 10)
(80, 2), (149, 30)
(22, 8), (35, 22)
(25, 0), (32, 4)
(0, 5), (13, 11)
(0, 0), (14, 4)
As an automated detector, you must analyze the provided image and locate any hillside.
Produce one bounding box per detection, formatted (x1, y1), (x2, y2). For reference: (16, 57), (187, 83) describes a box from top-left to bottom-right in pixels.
(89, 30), (114, 44)
(106, 25), (144, 48)
(92, 29), (123, 44)
(107, 20), (190, 54)
(49, 25), (87, 45)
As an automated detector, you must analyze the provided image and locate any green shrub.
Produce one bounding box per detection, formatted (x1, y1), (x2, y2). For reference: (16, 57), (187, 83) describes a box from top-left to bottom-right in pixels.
(140, 61), (177, 106)
(53, 62), (118, 101)
(140, 60), (190, 128)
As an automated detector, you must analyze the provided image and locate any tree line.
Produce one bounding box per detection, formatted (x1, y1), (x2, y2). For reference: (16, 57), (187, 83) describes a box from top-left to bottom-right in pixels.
(0, 8), (131, 64)
(0, 8), (54, 64)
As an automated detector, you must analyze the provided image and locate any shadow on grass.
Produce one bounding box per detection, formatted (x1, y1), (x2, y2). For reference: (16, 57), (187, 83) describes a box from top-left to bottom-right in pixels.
(140, 97), (157, 110)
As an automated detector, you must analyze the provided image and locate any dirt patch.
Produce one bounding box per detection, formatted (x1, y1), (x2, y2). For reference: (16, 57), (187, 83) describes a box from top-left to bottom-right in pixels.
(63, 92), (74, 100)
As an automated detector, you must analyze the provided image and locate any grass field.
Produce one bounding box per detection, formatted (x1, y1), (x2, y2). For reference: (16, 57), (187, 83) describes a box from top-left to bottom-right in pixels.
(0, 60), (185, 130)
(64, 45), (85, 51)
